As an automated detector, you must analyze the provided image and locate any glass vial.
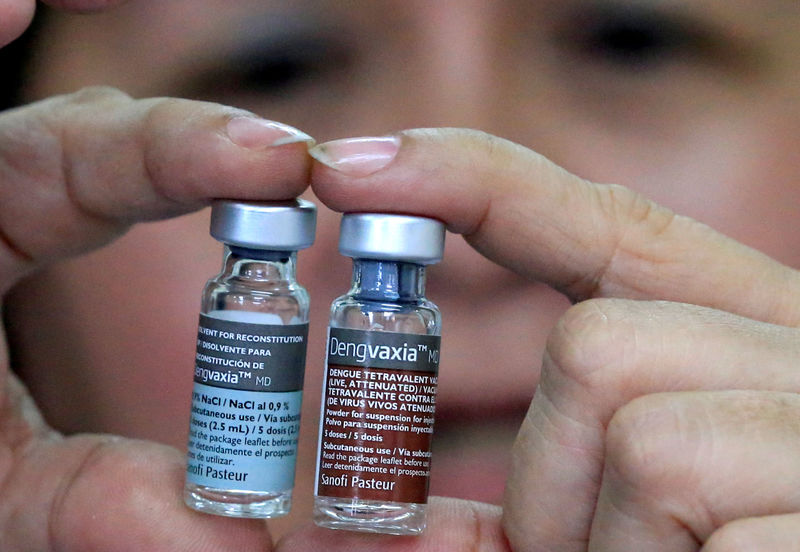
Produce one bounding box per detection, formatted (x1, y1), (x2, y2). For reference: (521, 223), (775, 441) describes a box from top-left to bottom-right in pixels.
(314, 213), (445, 535)
(184, 199), (316, 518)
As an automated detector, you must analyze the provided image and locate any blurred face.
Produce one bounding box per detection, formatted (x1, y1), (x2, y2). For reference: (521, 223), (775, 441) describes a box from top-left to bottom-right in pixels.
(7, 0), (800, 535)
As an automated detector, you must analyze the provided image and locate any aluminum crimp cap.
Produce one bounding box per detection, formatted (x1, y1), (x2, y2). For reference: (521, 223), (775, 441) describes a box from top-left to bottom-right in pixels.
(210, 199), (317, 250)
(339, 213), (445, 264)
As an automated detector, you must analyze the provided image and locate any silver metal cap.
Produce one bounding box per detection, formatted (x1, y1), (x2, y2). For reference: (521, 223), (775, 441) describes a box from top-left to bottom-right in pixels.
(210, 199), (317, 250)
(339, 213), (445, 264)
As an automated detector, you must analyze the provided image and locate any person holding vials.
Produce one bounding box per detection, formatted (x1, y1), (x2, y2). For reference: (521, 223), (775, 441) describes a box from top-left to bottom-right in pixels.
(2, 0), (800, 550)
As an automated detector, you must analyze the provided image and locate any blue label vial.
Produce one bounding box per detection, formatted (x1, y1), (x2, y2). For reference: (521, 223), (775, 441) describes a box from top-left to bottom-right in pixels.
(184, 199), (316, 518)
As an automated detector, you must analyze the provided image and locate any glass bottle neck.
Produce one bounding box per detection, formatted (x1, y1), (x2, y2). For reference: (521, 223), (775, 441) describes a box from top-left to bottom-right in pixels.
(349, 259), (426, 302)
(222, 245), (297, 282)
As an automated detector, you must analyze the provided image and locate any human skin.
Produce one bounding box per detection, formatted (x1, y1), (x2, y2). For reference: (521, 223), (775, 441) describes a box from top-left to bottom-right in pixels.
(9, 0), (574, 518)
(1, 0), (800, 550)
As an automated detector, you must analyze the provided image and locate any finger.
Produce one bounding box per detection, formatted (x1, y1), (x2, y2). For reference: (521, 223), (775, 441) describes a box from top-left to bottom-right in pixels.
(0, 371), (271, 551)
(309, 129), (800, 326)
(275, 497), (509, 552)
(703, 513), (800, 552)
(591, 390), (800, 551)
(0, 87), (313, 292)
(4, 433), (272, 551)
(0, 89), (309, 549)
(503, 299), (800, 551)
(0, 0), (35, 46)
(0, 319), (273, 551)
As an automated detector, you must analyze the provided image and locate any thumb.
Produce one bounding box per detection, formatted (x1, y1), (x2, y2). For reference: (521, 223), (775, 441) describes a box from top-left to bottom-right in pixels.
(0, 372), (273, 551)
(276, 498), (509, 552)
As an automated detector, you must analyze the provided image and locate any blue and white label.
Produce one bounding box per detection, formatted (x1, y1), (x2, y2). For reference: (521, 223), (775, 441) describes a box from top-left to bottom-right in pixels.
(186, 383), (302, 492)
(186, 315), (308, 493)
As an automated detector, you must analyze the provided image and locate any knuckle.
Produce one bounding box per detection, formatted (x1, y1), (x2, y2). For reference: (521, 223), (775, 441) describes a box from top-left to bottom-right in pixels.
(599, 183), (677, 239)
(61, 86), (131, 107)
(142, 96), (183, 119)
(139, 97), (179, 144)
(605, 394), (697, 493)
(463, 129), (531, 168)
(543, 298), (635, 393)
(566, 183), (681, 300)
(42, 87), (133, 144)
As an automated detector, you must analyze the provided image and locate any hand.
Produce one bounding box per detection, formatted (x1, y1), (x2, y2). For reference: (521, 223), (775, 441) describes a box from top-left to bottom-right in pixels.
(275, 129), (800, 551)
(0, 87), (313, 550)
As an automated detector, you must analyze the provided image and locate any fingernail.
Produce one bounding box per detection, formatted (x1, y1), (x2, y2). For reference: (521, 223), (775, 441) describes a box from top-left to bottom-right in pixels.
(309, 136), (400, 177)
(226, 117), (314, 149)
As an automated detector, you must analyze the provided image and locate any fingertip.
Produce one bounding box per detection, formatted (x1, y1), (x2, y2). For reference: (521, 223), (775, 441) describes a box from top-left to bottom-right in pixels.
(308, 130), (480, 234)
(225, 116), (315, 150)
(217, 137), (313, 202)
(183, 110), (313, 201)
(133, 99), (314, 211)
(307, 135), (400, 213)
(308, 136), (400, 178)
(0, 0), (35, 47)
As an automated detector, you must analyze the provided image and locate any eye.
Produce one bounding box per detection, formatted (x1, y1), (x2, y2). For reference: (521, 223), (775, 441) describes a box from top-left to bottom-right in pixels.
(184, 33), (352, 101)
(232, 36), (350, 95)
(557, 5), (713, 70)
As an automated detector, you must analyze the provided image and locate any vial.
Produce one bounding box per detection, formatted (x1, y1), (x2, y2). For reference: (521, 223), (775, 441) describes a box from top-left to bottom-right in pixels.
(184, 199), (316, 518)
(314, 213), (445, 535)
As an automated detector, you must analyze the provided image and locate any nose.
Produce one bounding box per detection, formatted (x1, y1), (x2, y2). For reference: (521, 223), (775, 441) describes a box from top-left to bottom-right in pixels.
(364, 0), (504, 132)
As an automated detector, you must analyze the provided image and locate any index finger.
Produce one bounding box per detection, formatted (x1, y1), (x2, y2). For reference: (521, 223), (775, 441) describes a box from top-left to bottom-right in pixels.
(309, 129), (800, 326)
(0, 87), (313, 292)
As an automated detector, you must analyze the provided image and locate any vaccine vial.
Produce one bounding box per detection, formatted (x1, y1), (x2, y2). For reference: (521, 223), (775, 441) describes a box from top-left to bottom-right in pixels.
(184, 199), (316, 518)
(314, 213), (445, 535)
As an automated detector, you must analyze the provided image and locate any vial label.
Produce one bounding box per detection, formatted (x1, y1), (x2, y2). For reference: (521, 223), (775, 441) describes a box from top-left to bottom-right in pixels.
(315, 328), (440, 504)
(186, 314), (308, 493)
